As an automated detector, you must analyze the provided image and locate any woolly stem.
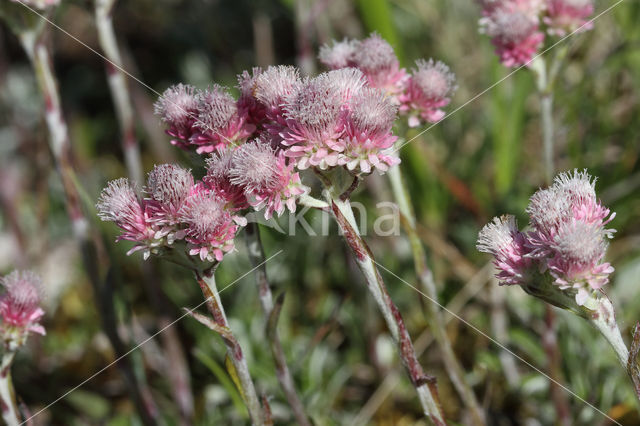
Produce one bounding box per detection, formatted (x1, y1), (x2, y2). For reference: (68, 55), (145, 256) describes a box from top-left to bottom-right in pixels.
(322, 178), (446, 425)
(197, 271), (265, 425)
(0, 352), (19, 426)
(584, 295), (640, 403)
(387, 165), (485, 425)
(532, 57), (554, 186)
(95, 0), (143, 184)
(244, 224), (309, 421)
(244, 223), (311, 426)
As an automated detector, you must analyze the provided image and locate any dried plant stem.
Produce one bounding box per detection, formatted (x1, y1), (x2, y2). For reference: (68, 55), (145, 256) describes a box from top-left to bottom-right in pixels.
(197, 272), (265, 425)
(244, 223), (311, 426)
(387, 165), (485, 426)
(322, 179), (446, 425)
(95, 0), (143, 183)
(18, 28), (158, 426)
(0, 352), (19, 426)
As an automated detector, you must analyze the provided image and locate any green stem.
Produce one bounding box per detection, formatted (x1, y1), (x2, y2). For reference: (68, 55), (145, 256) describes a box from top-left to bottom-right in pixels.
(322, 179), (446, 425)
(244, 223), (311, 426)
(197, 272), (265, 425)
(0, 352), (19, 426)
(387, 165), (485, 426)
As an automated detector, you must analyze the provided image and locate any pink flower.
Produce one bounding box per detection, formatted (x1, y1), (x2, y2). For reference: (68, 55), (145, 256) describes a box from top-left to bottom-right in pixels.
(318, 39), (358, 70)
(399, 59), (457, 127)
(480, 2), (545, 67)
(154, 84), (201, 150)
(144, 164), (194, 243)
(179, 191), (242, 262)
(0, 270), (45, 349)
(477, 215), (532, 286)
(547, 221), (613, 305)
(237, 67), (267, 129)
(280, 71), (351, 170)
(205, 150), (249, 209)
(524, 170), (615, 305)
(97, 178), (164, 259)
(544, 0), (594, 36)
(229, 140), (309, 219)
(349, 33), (408, 100)
(191, 85), (255, 154)
(336, 88), (400, 174)
(253, 65), (303, 147)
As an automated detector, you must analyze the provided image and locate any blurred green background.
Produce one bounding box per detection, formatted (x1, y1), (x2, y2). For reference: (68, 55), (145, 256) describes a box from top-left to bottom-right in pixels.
(1, 0), (640, 424)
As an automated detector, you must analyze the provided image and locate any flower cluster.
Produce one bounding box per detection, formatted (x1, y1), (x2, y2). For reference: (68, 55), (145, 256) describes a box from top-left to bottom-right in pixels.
(477, 0), (594, 67)
(154, 84), (254, 154)
(98, 143), (308, 261)
(478, 170), (615, 306)
(106, 33), (457, 262)
(319, 33), (456, 127)
(0, 270), (45, 351)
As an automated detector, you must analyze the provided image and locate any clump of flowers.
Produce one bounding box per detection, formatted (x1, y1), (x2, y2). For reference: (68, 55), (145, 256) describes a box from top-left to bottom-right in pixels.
(319, 32), (456, 127)
(0, 270), (45, 351)
(476, 0), (595, 67)
(477, 169), (615, 306)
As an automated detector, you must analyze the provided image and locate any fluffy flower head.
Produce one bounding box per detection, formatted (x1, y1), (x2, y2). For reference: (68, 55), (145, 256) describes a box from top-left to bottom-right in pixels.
(400, 59), (457, 126)
(1, 270), (45, 349)
(180, 191), (241, 262)
(545, 0), (594, 36)
(154, 84), (200, 149)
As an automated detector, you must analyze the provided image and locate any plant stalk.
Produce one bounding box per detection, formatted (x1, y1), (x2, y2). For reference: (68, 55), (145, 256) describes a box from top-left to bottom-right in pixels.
(244, 223), (311, 426)
(322, 180), (446, 425)
(387, 165), (485, 425)
(197, 271), (265, 425)
(0, 352), (19, 426)
(95, 0), (143, 184)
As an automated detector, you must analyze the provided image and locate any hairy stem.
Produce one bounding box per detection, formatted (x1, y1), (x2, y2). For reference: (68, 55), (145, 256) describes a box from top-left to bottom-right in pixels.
(585, 295), (640, 403)
(197, 272), (265, 425)
(95, 0), (143, 183)
(387, 165), (485, 425)
(244, 223), (311, 426)
(0, 352), (19, 426)
(322, 180), (446, 425)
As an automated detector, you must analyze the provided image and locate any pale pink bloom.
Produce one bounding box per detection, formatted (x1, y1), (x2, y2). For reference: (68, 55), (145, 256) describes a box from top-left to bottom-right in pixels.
(544, 0), (594, 36)
(144, 164), (194, 243)
(205, 150), (249, 209)
(179, 191), (241, 262)
(318, 39), (358, 70)
(526, 169), (615, 257)
(191, 85), (255, 154)
(547, 221), (613, 305)
(399, 59), (457, 127)
(281, 72), (349, 170)
(254, 66), (302, 120)
(0, 271), (45, 344)
(350, 33), (408, 100)
(253, 66), (303, 147)
(229, 140), (308, 219)
(480, 4), (545, 67)
(97, 178), (164, 258)
(154, 84), (201, 150)
(336, 88), (400, 174)
(477, 215), (532, 286)
(237, 67), (267, 129)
